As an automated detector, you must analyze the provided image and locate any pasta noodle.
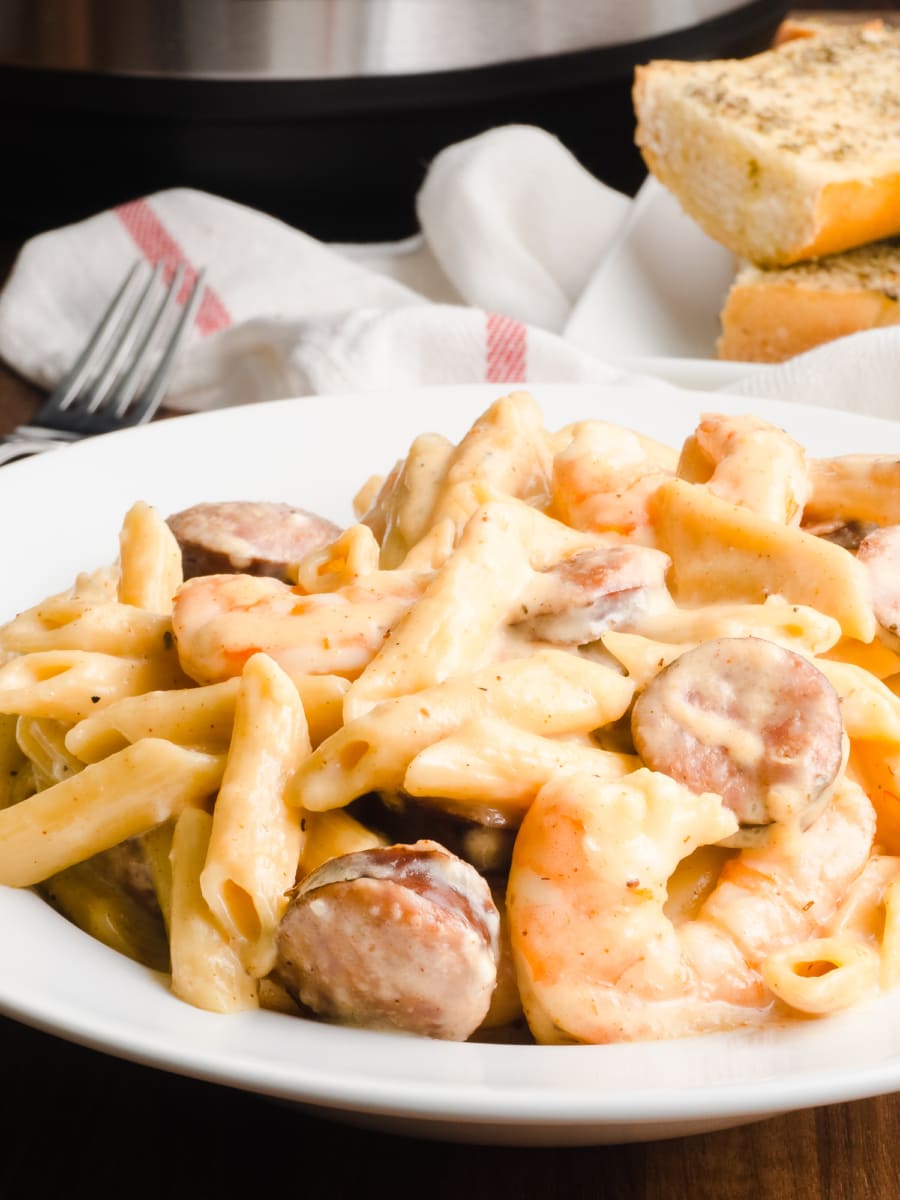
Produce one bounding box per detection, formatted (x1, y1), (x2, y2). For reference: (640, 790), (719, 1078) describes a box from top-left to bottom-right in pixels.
(117, 500), (183, 613)
(200, 652), (310, 977)
(1, 387), (899, 1046)
(881, 878), (900, 991)
(294, 649), (635, 812)
(169, 806), (258, 1013)
(0, 739), (224, 887)
(402, 716), (637, 819)
(356, 432), (455, 569)
(41, 854), (170, 971)
(15, 716), (84, 788)
(344, 498), (603, 719)
(806, 455), (900, 527)
(64, 670), (348, 764)
(0, 649), (188, 723)
(426, 390), (552, 534)
(0, 603), (175, 658)
(650, 477), (877, 642)
(762, 937), (881, 1015)
(0, 713), (29, 810)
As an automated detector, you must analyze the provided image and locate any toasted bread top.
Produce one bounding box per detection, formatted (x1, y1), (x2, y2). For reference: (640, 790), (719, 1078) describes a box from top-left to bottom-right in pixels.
(633, 24), (900, 264)
(636, 25), (900, 182)
(734, 240), (900, 295)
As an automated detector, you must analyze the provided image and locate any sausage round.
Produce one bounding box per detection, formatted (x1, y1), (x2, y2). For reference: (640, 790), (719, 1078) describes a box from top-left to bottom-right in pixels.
(808, 519), (879, 552)
(857, 525), (900, 645)
(630, 636), (845, 834)
(515, 544), (672, 646)
(166, 501), (341, 582)
(275, 840), (501, 1041)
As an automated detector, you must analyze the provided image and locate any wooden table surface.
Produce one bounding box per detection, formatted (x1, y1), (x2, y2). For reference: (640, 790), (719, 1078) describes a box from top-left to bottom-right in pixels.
(2, 8), (900, 1197)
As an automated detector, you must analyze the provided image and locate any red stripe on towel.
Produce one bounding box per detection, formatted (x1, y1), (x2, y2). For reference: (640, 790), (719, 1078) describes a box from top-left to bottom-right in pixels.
(114, 198), (232, 336)
(485, 312), (527, 383)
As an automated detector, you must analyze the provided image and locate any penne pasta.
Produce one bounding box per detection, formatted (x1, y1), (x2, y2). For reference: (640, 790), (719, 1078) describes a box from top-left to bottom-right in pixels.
(806, 455), (900, 527)
(65, 678), (242, 763)
(41, 854), (170, 971)
(0, 603), (176, 659)
(634, 595), (841, 656)
(117, 500), (184, 614)
(848, 743), (900, 855)
(169, 807), (258, 1013)
(815, 660), (900, 743)
(0, 649), (189, 723)
(0, 712), (29, 810)
(403, 716), (637, 821)
(762, 937), (881, 1015)
(65, 669), (348, 764)
(15, 716), (84, 789)
(357, 431), (455, 568)
(294, 523), (381, 592)
(140, 819), (175, 933)
(200, 653), (310, 977)
(0, 739), (224, 887)
(600, 631), (690, 688)
(295, 649), (635, 812)
(344, 498), (606, 719)
(297, 808), (387, 879)
(427, 390), (553, 534)
(651, 476), (877, 643)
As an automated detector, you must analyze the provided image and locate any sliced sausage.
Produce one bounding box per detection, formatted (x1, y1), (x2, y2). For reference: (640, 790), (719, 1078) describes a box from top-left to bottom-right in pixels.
(166, 501), (341, 582)
(631, 636), (845, 836)
(349, 792), (518, 875)
(857, 525), (900, 648)
(514, 544), (672, 646)
(274, 840), (500, 1041)
(102, 836), (160, 912)
(805, 519), (879, 552)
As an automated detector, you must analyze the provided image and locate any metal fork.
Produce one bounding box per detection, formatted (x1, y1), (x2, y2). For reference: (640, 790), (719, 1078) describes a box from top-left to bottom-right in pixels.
(0, 260), (206, 466)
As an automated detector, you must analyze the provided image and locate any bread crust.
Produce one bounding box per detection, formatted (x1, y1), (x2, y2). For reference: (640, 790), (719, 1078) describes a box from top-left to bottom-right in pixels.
(718, 253), (900, 362)
(633, 26), (900, 267)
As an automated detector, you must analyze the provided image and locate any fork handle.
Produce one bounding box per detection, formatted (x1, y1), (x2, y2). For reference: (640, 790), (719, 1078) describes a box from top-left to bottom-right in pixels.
(0, 434), (73, 467)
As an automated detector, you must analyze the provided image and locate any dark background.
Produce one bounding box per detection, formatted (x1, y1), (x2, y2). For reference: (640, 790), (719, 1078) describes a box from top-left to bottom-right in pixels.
(1, 0), (882, 243)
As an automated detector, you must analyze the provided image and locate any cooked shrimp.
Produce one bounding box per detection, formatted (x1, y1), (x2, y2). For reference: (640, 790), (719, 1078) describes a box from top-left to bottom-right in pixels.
(702, 778), (877, 963)
(679, 413), (811, 525)
(171, 570), (427, 685)
(549, 421), (675, 543)
(506, 767), (875, 1045)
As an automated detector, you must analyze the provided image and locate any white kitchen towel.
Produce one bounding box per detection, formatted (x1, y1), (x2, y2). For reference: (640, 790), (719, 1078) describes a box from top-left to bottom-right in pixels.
(0, 124), (637, 411)
(2, 120), (900, 421)
(721, 326), (900, 422)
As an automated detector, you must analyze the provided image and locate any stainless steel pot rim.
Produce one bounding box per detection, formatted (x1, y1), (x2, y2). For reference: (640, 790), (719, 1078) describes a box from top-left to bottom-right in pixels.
(0, 0), (769, 80)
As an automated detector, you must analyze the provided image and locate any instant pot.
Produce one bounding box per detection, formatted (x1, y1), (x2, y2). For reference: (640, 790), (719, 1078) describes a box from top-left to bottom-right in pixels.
(0, 0), (788, 240)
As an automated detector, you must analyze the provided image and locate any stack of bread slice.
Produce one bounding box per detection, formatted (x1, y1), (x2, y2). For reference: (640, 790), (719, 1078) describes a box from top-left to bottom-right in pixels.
(632, 18), (900, 362)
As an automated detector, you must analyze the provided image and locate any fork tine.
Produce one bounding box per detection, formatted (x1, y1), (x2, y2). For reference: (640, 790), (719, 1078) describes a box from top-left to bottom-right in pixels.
(78, 262), (166, 415)
(47, 261), (147, 414)
(105, 262), (187, 418)
(123, 268), (207, 427)
(2, 259), (204, 463)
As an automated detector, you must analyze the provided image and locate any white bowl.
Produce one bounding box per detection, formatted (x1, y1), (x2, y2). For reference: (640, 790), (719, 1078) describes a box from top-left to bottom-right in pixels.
(1, 381), (899, 1146)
